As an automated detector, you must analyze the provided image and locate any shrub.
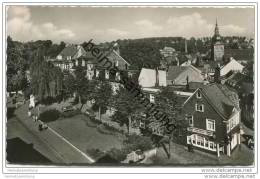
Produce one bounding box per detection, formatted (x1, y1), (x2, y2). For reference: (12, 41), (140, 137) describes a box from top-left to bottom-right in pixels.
(106, 148), (127, 162)
(41, 96), (56, 105)
(91, 104), (107, 114)
(86, 148), (104, 160)
(7, 107), (16, 120)
(38, 109), (60, 123)
(97, 124), (114, 135)
(123, 134), (153, 153)
(61, 109), (80, 118)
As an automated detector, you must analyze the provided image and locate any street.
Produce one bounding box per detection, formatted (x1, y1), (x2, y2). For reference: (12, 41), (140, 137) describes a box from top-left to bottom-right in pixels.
(6, 102), (94, 165)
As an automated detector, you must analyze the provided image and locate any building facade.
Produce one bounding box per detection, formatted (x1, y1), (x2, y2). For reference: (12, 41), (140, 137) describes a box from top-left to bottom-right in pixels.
(183, 84), (241, 157)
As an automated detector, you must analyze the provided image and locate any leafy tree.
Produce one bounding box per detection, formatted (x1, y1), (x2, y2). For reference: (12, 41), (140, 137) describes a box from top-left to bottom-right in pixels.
(30, 49), (63, 102)
(71, 66), (95, 109)
(63, 73), (76, 99)
(111, 86), (143, 134)
(92, 80), (112, 120)
(154, 86), (187, 157)
(7, 36), (27, 92)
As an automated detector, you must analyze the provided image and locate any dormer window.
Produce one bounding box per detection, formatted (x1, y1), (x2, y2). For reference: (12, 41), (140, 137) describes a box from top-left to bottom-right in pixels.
(197, 90), (202, 99)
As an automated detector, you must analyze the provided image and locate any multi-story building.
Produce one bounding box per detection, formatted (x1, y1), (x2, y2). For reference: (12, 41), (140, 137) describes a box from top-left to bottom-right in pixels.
(182, 83), (241, 157)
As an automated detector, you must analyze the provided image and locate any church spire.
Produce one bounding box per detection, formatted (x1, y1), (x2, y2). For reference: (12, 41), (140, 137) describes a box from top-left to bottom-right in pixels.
(214, 18), (220, 36)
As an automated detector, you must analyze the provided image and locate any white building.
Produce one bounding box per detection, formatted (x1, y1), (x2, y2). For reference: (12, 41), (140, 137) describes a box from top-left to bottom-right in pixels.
(220, 58), (244, 77)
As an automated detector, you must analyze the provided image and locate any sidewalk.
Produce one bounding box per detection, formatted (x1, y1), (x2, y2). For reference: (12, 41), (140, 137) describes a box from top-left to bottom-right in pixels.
(14, 102), (95, 164)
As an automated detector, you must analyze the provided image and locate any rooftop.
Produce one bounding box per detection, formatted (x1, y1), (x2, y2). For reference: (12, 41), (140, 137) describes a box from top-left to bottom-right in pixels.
(200, 83), (240, 119)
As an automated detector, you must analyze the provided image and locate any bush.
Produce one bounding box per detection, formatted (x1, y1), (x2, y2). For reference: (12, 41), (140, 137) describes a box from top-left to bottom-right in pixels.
(91, 104), (107, 114)
(84, 119), (100, 128)
(41, 96), (57, 105)
(61, 109), (80, 118)
(123, 134), (153, 153)
(86, 148), (104, 159)
(97, 124), (112, 135)
(38, 109), (60, 123)
(106, 148), (127, 162)
(7, 107), (16, 120)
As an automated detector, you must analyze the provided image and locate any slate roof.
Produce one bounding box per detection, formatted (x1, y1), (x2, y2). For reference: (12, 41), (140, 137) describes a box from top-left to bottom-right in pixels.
(58, 45), (78, 58)
(199, 84), (240, 120)
(224, 48), (254, 61)
(167, 66), (187, 80)
(57, 44), (87, 60)
(167, 65), (202, 81)
(225, 72), (254, 94)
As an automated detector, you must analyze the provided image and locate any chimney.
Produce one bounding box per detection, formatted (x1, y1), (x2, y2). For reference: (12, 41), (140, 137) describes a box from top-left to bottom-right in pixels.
(155, 68), (159, 87)
(214, 65), (221, 84)
(185, 39), (188, 53)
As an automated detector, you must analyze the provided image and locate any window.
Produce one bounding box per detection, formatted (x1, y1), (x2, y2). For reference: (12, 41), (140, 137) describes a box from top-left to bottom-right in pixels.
(116, 60), (119, 67)
(205, 139), (209, 147)
(197, 135), (203, 146)
(195, 104), (204, 112)
(186, 115), (193, 126)
(209, 142), (214, 149)
(96, 70), (99, 77)
(105, 70), (109, 79)
(227, 122), (230, 132)
(196, 91), (202, 98)
(187, 136), (192, 144)
(150, 94), (155, 103)
(206, 119), (215, 131)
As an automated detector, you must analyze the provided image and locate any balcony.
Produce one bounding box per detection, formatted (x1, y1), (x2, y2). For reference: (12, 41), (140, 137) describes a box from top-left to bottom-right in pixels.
(187, 127), (214, 137)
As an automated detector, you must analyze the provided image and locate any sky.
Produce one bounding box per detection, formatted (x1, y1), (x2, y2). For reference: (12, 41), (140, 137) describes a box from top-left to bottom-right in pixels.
(6, 6), (255, 44)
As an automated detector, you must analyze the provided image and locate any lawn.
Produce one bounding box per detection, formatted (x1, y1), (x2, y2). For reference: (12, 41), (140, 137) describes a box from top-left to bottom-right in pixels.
(149, 141), (254, 166)
(48, 114), (125, 154)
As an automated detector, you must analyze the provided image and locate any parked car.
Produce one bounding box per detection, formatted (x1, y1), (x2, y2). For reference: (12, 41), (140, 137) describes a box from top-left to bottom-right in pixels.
(243, 134), (254, 150)
(62, 105), (76, 112)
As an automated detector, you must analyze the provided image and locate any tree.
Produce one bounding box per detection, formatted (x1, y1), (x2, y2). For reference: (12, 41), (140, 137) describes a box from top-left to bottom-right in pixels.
(111, 86), (143, 134)
(30, 49), (64, 102)
(92, 80), (112, 120)
(63, 73), (76, 99)
(7, 36), (27, 92)
(154, 86), (187, 158)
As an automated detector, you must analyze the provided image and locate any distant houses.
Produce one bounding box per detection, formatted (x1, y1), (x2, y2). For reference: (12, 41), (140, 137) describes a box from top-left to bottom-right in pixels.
(45, 19), (251, 158)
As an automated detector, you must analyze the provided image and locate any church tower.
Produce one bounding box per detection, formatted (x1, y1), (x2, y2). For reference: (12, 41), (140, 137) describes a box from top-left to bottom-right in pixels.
(211, 19), (224, 61)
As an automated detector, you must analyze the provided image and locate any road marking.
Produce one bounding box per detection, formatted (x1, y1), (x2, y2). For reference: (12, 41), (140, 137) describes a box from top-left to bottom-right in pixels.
(47, 125), (95, 163)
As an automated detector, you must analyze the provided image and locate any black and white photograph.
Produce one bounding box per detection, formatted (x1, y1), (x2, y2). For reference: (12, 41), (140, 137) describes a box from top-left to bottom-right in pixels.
(1, 0), (259, 178)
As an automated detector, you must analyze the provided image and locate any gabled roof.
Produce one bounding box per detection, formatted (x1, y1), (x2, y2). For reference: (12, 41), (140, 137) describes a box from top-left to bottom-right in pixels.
(57, 44), (87, 60)
(167, 65), (202, 81)
(107, 50), (131, 65)
(57, 44), (78, 58)
(200, 84), (240, 119)
(138, 68), (167, 87)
